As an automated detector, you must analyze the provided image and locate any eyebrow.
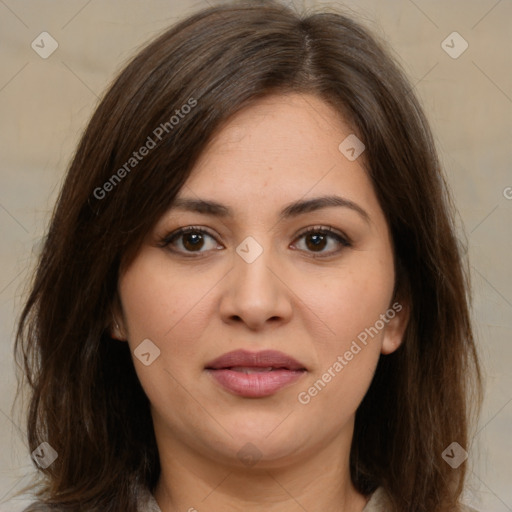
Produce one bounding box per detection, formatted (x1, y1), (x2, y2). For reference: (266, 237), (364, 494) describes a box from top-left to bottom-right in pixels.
(169, 195), (370, 224)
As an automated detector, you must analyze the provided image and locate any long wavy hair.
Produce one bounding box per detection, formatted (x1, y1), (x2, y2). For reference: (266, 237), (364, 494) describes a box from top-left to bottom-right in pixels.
(14, 1), (482, 511)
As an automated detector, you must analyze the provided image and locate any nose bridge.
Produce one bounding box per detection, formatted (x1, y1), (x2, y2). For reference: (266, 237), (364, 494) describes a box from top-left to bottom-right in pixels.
(220, 233), (292, 328)
(233, 234), (278, 296)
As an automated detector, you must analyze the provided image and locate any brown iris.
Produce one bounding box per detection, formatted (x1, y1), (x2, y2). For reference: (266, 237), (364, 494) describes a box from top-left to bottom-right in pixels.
(305, 233), (327, 252)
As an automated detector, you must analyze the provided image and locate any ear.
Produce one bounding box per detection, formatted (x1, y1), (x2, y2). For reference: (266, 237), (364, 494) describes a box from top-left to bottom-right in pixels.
(110, 318), (127, 341)
(381, 299), (409, 355)
(109, 297), (128, 342)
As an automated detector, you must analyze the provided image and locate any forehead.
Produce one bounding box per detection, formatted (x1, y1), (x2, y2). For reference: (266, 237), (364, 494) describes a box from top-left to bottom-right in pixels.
(174, 93), (379, 222)
(202, 93), (353, 163)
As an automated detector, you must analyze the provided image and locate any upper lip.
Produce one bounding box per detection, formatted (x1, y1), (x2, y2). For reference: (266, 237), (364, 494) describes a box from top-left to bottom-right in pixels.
(205, 349), (306, 371)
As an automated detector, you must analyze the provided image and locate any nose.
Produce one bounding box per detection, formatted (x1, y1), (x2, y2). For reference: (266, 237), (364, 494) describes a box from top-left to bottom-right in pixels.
(218, 238), (293, 331)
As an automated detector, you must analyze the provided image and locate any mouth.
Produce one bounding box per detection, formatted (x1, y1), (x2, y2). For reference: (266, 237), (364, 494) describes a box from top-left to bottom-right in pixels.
(225, 366), (292, 373)
(205, 349), (307, 398)
(205, 349), (306, 371)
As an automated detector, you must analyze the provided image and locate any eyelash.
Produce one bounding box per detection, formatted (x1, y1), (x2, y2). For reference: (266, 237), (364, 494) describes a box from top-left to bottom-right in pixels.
(157, 225), (352, 259)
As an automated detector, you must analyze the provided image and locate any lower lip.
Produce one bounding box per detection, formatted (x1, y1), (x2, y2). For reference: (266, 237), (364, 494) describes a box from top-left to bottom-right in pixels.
(206, 369), (306, 398)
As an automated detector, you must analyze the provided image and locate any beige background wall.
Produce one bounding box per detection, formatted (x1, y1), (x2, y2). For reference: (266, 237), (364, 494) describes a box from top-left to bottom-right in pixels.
(0, 0), (510, 510)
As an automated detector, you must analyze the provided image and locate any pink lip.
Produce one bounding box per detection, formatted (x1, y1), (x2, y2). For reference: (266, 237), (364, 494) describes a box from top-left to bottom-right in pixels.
(205, 349), (307, 398)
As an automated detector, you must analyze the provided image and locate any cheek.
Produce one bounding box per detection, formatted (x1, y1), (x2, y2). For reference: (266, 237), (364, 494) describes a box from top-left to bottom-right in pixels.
(294, 279), (388, 427)
(118, 250), (211, 420)
(293, 249), (394, 410)
(119, 249), (209, 347)
(118, 250), (218, 408)
(300, 252), (395, 353)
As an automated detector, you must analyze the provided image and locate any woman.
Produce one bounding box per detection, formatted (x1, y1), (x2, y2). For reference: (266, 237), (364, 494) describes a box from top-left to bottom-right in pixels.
(15, 1), (482, 511)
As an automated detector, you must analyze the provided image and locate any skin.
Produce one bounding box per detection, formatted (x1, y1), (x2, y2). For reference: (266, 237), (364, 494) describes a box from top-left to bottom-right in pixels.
(114, 93), (409, 512)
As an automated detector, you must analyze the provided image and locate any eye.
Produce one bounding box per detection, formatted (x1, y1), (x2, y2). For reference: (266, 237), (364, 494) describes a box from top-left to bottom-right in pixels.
(158, 226), (221, 256)
(158, 225), (351, 258)
(292, 225), (351, 257)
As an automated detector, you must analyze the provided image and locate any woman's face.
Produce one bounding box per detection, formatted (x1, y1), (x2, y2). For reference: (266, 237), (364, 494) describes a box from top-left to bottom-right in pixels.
(117, 93), (408, 469)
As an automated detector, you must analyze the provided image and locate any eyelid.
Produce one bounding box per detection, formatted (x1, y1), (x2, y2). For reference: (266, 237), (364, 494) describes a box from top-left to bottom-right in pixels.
(157, 225), (219, 249)
(294, 225), (351, 245)
(291, 225), (352, 258)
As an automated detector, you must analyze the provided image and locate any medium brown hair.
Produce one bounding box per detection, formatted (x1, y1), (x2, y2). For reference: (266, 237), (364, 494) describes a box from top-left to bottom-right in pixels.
(15, 1), (482, 511)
